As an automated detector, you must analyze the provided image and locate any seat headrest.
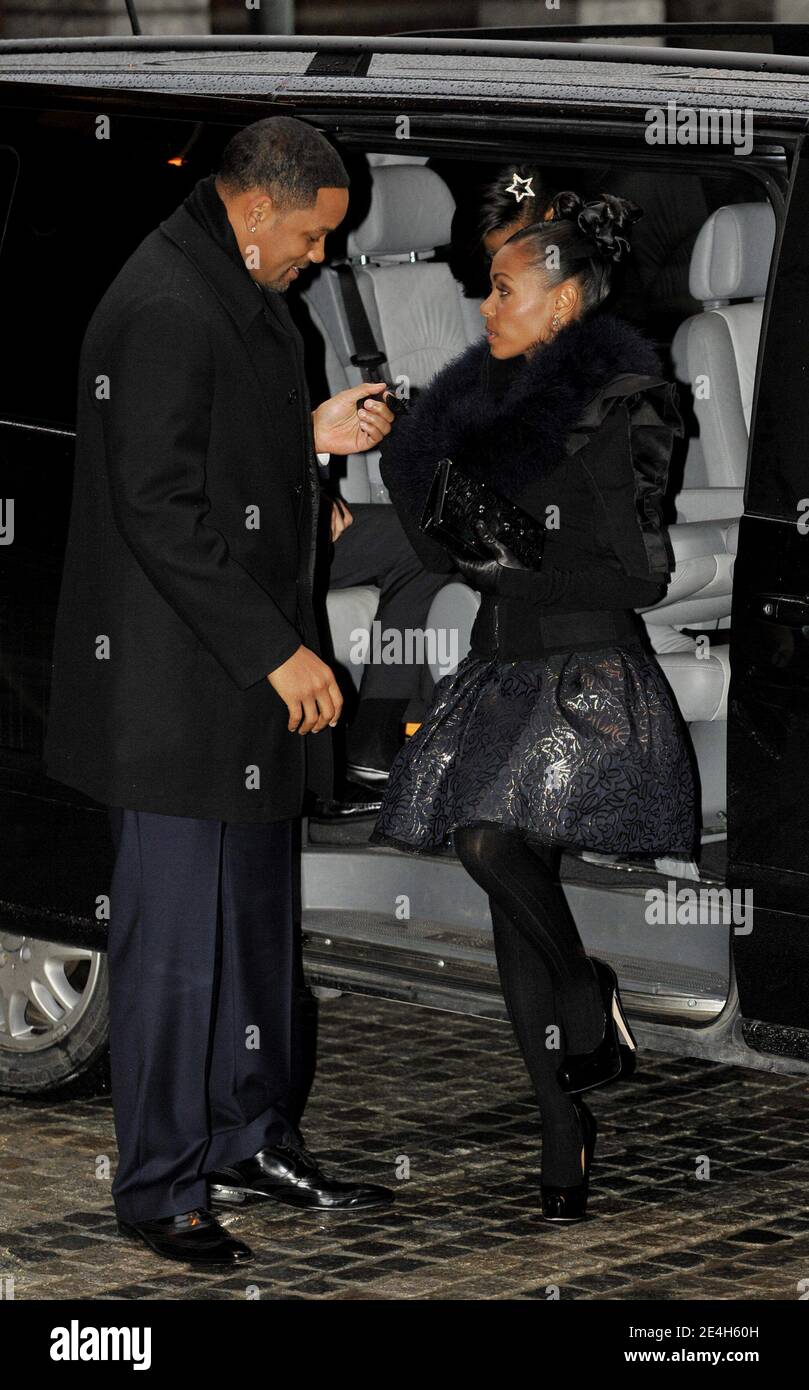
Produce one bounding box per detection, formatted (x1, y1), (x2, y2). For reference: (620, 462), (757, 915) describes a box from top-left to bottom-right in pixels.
(347, 165), (455, 259)
(366, 152), (429, 167)
(689, 202), (775, 304)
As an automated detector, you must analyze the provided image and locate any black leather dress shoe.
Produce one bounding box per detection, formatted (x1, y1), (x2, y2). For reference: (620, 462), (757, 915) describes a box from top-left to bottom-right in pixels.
(117, 1207), (253, 1264)
(310, 780), (383, 820)
(208, 1142), (395, 1212)
(345, 761), (390, 788)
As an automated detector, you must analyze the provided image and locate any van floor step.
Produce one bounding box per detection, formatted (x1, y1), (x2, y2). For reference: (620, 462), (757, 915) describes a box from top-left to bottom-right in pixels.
(302, 910), (728, 1001)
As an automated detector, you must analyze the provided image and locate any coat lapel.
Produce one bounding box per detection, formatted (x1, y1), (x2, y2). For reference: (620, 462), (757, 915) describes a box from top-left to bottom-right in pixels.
(260, 284), (324, 551)
(159, 203), (311, 496)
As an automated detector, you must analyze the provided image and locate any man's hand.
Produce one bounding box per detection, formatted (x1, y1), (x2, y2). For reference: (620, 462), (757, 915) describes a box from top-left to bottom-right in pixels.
(329, 496), (354, 542)
(312, 382), (395, 455)
(267, 644), (344, 734)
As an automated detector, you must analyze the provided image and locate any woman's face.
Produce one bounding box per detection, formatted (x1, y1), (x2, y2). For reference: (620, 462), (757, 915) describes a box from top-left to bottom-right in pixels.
(479, 238), (582, 360)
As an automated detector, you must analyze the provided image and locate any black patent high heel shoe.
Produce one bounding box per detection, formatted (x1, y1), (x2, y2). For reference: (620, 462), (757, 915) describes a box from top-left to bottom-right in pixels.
(540, 1098), (597, 1223)
(556, 957), (637, 1095)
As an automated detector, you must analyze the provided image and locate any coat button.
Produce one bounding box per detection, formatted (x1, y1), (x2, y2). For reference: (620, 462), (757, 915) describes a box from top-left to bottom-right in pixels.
(287, 387), (298, 403)
(294, 482), (302, 495)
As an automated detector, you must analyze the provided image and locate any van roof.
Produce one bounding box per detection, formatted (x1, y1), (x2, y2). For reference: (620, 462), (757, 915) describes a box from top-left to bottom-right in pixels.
(1, 35), (809, 125)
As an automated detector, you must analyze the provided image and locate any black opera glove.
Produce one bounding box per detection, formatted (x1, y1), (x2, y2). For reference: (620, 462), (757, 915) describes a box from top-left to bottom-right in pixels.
(450, 519), (531, 594)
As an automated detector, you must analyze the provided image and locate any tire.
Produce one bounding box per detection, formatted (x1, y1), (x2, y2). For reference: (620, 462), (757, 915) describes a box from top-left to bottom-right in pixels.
(0, 931), (110, 1097)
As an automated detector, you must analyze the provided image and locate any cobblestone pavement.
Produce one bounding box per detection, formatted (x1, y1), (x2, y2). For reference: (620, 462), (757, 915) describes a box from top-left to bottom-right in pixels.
(1, 993), (809, 1301)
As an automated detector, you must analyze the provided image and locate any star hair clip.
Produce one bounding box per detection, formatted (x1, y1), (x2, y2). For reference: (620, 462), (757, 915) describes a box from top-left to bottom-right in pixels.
(505, 172), (535, 204)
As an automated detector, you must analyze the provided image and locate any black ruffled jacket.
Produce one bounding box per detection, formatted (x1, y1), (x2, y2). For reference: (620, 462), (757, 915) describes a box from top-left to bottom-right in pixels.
(378, 309), (684, 660)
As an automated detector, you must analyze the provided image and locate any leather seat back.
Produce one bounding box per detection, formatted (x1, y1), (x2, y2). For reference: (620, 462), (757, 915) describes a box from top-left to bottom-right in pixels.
(302, 162), (483, 505)
(670, 201), (775, 522)
(303, 159), (487, 692)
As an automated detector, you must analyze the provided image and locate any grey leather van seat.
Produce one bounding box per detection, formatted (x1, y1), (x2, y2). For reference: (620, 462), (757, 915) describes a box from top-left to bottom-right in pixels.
(301, 161), (483, 689)
(670, 201), (776, 523)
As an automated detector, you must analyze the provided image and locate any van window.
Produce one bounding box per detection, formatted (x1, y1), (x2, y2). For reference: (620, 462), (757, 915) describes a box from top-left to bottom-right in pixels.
(0, 107), (229, 428)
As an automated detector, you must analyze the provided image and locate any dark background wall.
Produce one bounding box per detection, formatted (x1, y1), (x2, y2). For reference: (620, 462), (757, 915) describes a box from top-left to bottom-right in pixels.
(1, 1), (803, 41)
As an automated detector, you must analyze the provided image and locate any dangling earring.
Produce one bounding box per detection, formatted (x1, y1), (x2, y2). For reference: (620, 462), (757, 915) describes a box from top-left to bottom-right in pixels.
(538, 311), (561, 348)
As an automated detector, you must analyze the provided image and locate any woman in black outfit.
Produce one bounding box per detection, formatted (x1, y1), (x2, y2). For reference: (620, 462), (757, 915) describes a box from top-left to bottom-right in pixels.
(369, 190), (699, 1222)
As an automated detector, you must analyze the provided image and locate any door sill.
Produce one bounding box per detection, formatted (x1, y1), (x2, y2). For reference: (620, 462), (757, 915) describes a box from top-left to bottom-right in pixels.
(301, 908), (726, 1026)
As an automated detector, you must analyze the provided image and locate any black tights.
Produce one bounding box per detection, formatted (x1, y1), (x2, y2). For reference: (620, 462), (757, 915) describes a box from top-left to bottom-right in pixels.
(454, 823), (606, 1186)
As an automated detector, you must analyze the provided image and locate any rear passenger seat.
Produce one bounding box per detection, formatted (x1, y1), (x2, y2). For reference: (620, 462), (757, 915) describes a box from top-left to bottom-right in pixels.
(301, 157), (481, 687)
(639, 202), (775, 830)
(303, 165), (773, 840)
(671, 201), (775, 525)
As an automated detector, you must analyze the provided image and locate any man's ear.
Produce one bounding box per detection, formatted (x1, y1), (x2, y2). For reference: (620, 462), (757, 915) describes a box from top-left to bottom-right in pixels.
(243, 191), (275, 233)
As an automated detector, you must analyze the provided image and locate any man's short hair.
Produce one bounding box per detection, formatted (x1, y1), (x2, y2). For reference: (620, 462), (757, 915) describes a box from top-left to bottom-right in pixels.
(218, 115), (349, 211)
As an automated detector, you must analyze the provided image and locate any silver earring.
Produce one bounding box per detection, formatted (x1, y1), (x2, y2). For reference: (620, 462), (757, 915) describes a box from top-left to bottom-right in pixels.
(551, 312), (561, 333)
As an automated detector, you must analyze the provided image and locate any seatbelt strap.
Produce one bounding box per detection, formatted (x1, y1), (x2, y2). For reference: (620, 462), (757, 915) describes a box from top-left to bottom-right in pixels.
(334, 262), (389, 383)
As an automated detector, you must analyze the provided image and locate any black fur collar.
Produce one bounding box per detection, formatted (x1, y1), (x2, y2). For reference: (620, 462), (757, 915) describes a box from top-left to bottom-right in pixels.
(381, 309), (664, 510)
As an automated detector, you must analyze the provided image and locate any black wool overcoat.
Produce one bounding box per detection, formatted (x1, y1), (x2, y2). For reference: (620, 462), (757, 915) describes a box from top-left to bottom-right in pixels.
(43, 177), (333, 821)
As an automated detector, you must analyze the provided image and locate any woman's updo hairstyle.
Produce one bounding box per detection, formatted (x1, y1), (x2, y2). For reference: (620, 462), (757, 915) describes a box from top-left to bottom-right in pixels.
(505, 190), (643, 314)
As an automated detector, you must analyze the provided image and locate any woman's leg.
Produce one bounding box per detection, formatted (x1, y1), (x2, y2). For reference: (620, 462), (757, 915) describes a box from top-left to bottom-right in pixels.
(454, 824), (604, 1186)
(489, 899), (587, 1185)
(453, 824), (604, 1052)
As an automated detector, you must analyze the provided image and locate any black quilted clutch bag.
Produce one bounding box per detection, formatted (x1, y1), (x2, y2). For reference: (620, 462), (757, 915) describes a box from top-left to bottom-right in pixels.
(420, 456), (546, 570)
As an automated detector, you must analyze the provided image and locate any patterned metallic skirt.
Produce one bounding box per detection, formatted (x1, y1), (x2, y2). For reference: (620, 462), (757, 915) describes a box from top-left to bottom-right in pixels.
(370, 642), (699, 857)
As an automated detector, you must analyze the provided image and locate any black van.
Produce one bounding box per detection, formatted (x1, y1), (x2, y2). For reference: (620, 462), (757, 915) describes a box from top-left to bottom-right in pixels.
(1, 22), (808, 1096)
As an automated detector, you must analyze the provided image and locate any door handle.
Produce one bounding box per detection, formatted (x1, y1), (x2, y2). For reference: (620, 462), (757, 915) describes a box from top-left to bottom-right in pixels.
(756, 593), (809, 633)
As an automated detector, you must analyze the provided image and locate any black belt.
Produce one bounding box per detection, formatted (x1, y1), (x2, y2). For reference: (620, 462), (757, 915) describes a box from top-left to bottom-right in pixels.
(471, 599), (642, 659)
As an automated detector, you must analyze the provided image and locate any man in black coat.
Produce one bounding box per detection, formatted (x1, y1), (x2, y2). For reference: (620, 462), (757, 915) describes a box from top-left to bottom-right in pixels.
(43, 117), (397, 1266)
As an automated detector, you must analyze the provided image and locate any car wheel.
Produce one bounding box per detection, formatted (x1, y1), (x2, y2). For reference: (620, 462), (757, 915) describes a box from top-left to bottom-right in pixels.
(0, 931), (110, 1096)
